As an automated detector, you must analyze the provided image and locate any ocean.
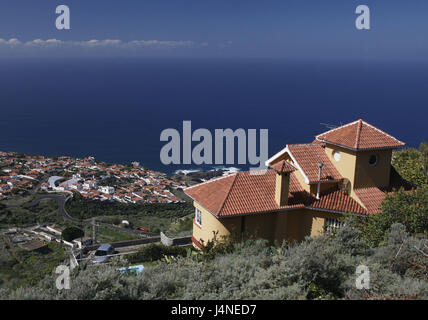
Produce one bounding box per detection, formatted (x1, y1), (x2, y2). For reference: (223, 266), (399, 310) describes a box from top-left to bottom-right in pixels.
(0, 57), (427, 175)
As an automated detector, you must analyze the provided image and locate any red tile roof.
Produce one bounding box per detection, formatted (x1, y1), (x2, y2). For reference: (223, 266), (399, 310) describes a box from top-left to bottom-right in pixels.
(354, 187), (386, 214)
(315, 119), (405, 151)
(185, 174), (238, 215)
(219, 170), (306, 216)
(308, 187), (367, 214)
(354, 167), (415, 214)
(287, 143), (342, 183)
(185, 170), (366, 217)
(269, 160), (296, 174)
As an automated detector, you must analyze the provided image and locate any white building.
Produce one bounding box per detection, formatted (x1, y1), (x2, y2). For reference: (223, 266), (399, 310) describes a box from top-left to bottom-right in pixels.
(70, 183), (83, 191)
(99, 186), (115, 194)
(72, 173), (81, 180)
(83, 180), (97, 189)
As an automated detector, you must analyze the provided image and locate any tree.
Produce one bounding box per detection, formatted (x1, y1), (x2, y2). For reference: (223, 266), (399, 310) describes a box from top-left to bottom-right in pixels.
(61, 226), (84, 242)
(362, 186), (428, 246)
(392, 142), (428, 187)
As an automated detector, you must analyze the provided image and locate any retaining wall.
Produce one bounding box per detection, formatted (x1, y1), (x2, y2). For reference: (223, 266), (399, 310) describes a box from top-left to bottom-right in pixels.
(160, 232), (192, 246)
(84, 236), (160, 251)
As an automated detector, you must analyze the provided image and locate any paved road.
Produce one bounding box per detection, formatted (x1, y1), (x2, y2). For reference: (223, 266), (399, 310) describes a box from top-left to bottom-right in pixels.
(5, 180), (159, 237)
(18, 194), (158, 237)
(24, 193), (80, 222)
(28, 174), (48, 195)
(28, 171), (62, 195)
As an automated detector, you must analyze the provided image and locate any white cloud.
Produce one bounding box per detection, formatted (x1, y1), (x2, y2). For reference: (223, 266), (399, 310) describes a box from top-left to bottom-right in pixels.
(24, 39), (63, 46)
(76, 39), (120, 47)
(126, 40), (196, 48)
(0, 37), (208, 57)
(0, 38), (201, 49)
(0, 38), (21, 45)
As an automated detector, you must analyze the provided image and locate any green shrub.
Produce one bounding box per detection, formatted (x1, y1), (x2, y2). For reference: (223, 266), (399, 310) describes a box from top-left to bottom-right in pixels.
(0, 200), (60, 227)
(61, 226), (84, 242)
(361, 186), (428, 246)
(1, 223), (427, 300)
(65, 193), (193, 220)
(126, 244), (189, 263)
(392, 142), (428, 187)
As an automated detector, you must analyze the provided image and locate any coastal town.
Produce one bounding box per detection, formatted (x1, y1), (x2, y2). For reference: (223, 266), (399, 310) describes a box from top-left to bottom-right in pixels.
(0, 149), (198, 287)
(0, 150), (186, 203)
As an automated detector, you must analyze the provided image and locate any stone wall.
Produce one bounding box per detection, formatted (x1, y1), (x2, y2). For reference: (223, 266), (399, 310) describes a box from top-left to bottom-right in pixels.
(160, 232), (192, 246)
(84, 236), (161, 251)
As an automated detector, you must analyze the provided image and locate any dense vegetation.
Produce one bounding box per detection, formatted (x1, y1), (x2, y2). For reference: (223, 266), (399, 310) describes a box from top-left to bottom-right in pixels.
(65, 193), (194, 235)
(0, 241), (67, 289)
(392, 142), (428, 186)
(126, 243), (191, 264)
(1, 221), (426, 300)
(166, 216), (193, 236)
(0, 199), (61, 227)
(95, 226), (141, 243)
(97, 215), (174, 234)
(360, 186), (428, 246)
(65, 193), (193, 221)
(61, 227), (84, 242)
(2, 164), (426, 299)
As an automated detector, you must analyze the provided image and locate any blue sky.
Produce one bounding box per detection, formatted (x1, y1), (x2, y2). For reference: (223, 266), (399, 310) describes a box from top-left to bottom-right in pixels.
(0, 0), (427, 60)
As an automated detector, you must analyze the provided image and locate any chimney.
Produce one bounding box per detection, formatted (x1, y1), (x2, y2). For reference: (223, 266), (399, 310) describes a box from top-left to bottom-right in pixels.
(275, 171), (291, 206)
(270, 160), (296, 206)
(316, 161), (324, 200)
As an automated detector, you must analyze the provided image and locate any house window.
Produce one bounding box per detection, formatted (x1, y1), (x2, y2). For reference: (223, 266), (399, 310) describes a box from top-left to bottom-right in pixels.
(369, 154), (378, 167)
(333, 150), (341, 162)
(195, 208), (202, 227)
(324, 218), (344, 233)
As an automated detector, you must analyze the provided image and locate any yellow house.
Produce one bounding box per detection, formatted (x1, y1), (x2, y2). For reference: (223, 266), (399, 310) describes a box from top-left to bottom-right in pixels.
(185, 119), (412, 249)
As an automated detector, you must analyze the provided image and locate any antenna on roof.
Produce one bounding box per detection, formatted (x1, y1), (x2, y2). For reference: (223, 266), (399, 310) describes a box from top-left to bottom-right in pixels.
(320, 122), (338, 130)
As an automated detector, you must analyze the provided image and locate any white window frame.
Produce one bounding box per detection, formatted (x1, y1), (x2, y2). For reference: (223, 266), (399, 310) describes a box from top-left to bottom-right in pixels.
(325, 218), (344, 232)
(195, 208), (202, 227)
(333, 150), (341, 162)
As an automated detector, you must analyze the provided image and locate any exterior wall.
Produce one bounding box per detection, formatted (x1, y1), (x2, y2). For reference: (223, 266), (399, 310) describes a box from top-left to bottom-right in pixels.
(274, 212), (289, 241)
(324, 144), (357, 188)
(306, 210), (344, 237)
(293, 168), (310, 193)
(242, 212), (278, 242)
(323, 144), (392, 207)
(354, 149), (392, 188)
(283, 209), (304, 242)
(192, 201), (345, 249)
(275, 172), (290, 206)
(192, 201), (241, 248)
(160, 232), (192, 246)
(309, 181), (338, 195)
(281, 209), (342, 242)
